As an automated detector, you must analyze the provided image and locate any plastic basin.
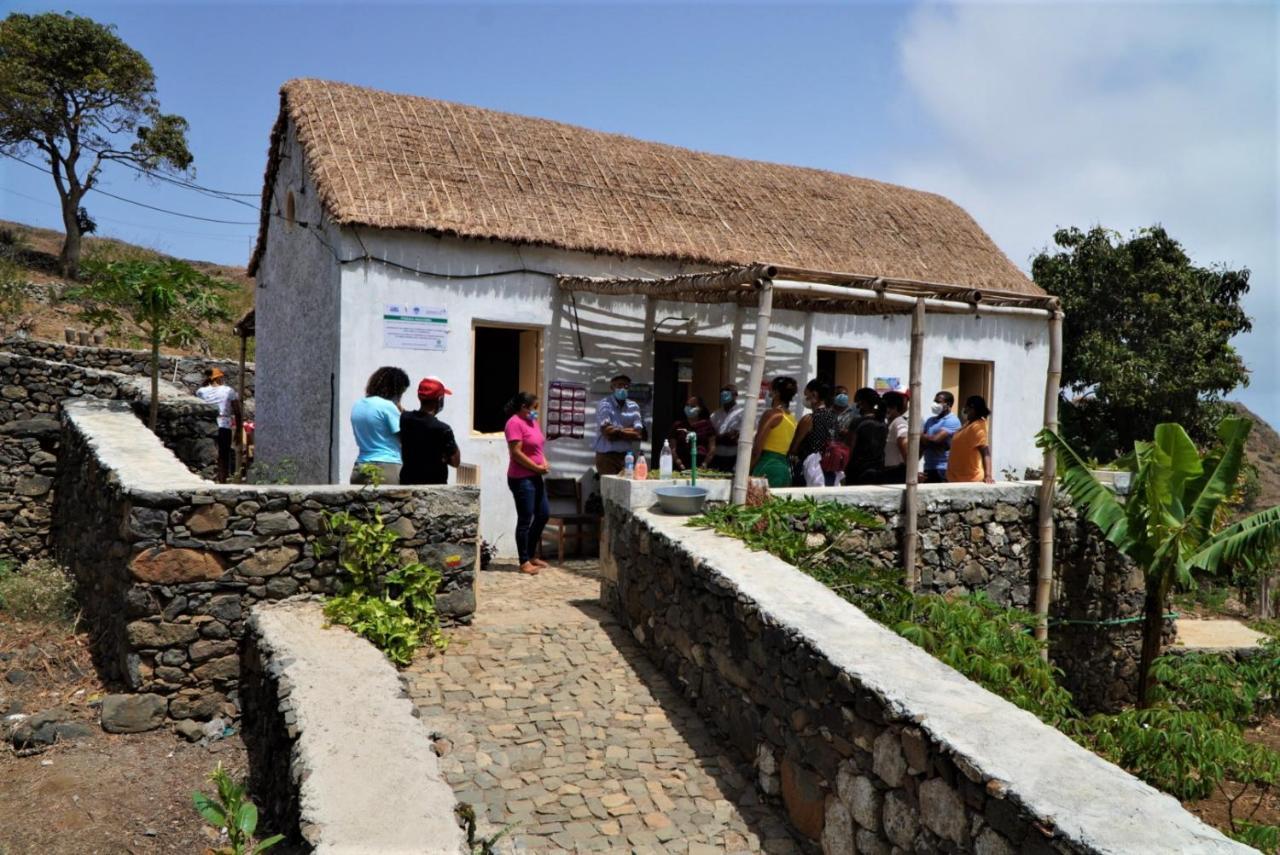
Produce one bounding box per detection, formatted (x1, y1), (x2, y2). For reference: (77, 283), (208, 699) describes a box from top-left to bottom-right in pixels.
(654, 485), (710, 515)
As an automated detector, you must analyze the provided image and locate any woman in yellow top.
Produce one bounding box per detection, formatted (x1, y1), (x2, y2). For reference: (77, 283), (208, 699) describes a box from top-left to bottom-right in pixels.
(947, 396), (995, 484)
(750, 376), (799, 488)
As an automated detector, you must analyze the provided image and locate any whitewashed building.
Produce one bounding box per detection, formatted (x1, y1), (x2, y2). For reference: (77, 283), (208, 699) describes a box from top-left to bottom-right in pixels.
(248, 79), (1057, 557)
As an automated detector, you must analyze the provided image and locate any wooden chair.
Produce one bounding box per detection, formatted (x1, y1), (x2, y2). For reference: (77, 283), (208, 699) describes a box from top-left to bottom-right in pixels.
(542, 477), (599, 561)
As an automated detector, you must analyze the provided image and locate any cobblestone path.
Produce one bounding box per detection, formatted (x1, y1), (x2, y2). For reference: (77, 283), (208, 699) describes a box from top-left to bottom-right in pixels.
(403, 562), (806, 854)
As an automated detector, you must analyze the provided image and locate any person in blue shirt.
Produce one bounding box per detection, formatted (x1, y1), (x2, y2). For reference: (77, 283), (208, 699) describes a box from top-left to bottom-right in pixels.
(921, 390), (962, 483)
(593, 374), (647, 475)
(350, 366), (410, 485)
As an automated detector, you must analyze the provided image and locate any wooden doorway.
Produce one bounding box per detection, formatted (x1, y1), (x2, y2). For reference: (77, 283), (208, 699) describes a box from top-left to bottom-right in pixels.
(652, 338), (726, 465)
(817, 347), (867, 393)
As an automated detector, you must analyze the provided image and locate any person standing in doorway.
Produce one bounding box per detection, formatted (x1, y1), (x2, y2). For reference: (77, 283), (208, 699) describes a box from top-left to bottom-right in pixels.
(947, 396), (996, 484)
(833, 385), (859, 439)
(920, 391), (962, 483)
(708, 384), (745, 472)
(505, 392), (550, 575)
(847, 388), (885, 483)
(350, 366), (409, 485)
(196, 367), (242, 484)
(668, 395), (716, 471)
(593, 374), (646, 476)
(400, 376), (460, 486)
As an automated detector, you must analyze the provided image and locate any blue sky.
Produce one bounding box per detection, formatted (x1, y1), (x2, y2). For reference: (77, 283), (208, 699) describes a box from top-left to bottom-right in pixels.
(2, 1), (1277, 426)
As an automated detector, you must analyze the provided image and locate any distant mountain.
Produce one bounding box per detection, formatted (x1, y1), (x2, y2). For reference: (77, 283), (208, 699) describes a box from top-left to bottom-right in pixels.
(1230, 401), (1280, 512)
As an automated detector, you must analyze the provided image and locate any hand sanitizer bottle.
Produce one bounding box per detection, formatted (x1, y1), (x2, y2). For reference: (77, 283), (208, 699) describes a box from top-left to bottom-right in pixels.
(634, 455), (648, 481)
(659, 441), (674, 480)
(624, 451), (635, 479)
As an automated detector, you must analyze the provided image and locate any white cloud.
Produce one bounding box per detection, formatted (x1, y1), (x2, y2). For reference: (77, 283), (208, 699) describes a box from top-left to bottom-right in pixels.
(891, 1), (1279, 424)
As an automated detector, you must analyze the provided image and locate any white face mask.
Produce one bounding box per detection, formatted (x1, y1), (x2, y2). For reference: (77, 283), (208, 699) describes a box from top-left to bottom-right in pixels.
(930, 403), (945, 417)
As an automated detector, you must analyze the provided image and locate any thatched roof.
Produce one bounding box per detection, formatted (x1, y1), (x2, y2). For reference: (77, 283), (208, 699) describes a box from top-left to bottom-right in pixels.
(249, 78), (1041, 297)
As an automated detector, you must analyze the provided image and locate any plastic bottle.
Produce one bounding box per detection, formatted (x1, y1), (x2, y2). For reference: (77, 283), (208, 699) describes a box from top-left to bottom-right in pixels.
(634, 455), (648, 481)
(659, 441), (674, 480)
(624, 451), (635, 479)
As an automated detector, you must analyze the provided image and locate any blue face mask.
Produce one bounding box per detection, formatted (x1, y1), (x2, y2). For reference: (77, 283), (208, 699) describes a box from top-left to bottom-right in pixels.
(684, 406), (698, 420)
(529, 410), (539, 421)
(834, 393), (850, 408)
(720, 391), (734, 405)
(613, 388), (628, 402)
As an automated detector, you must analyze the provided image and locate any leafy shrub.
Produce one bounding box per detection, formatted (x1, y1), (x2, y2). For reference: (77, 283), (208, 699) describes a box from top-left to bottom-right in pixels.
(192, 762), (283, 855)
(320, 510), (446, 665)
(0, 559), (76, 623)
(1071, 708), (1280, 801)
(1150, 644), (1280, 724)
(692, 500), (1076, 726)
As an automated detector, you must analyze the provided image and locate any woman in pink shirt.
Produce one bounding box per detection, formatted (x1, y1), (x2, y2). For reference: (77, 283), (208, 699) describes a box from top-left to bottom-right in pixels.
(504, 392), (551, 575)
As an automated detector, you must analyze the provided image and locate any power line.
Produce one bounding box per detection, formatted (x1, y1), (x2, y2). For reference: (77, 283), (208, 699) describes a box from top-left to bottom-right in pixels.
(1, 186), (253, 241)
(90, 153), (260, 197)
(3, 153), (258, 225)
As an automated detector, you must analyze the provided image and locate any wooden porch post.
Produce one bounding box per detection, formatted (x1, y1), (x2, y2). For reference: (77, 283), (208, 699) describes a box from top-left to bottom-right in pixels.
(236, 333), (248, 481)
(1035, 309), (1064, 657)
(732, 278), (775, 506)
(903, 299), (926, 587)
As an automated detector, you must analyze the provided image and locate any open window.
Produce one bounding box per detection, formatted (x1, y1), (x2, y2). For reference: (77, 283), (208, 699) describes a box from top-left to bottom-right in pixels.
(816, 347), (867, 392)
(942, 358), (994, 413)
(472, 324), (542, 434)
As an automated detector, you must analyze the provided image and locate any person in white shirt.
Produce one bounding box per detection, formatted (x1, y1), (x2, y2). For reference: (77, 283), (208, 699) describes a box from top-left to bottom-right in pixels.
(195, 367), (242, 483)
(878, 391), (909, 484)
(708, 383), (745, 472)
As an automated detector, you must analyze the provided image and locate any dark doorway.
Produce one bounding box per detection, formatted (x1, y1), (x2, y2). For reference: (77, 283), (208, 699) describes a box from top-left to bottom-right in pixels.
(473, 325), (541, 433)
(652, 339), (725, 466)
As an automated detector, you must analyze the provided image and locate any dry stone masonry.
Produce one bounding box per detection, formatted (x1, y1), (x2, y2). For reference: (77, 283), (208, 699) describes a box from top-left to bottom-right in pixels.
(600, 484), (1249, 853)
(53, 397), (478, 727)
(0, 344), (224, 559)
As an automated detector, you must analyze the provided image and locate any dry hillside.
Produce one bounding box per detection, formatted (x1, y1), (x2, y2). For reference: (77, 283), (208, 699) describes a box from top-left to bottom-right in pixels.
(0, 219), (254, 360)
(1231, 401), (1280, 512)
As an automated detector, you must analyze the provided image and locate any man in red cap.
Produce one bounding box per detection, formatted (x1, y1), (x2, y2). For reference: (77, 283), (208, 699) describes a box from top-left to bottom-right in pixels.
(400, 376), (460, 485)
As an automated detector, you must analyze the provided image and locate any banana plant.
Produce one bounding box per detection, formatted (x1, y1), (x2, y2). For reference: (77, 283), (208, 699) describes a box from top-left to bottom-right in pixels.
(1038, 417), (1280, 706)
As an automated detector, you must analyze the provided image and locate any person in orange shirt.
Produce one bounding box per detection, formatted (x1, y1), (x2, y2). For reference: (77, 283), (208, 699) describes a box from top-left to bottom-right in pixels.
(947, 396), (995, 484)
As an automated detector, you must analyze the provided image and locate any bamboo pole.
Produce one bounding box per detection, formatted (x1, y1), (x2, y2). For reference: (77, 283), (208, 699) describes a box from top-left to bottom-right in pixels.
(903, 298), (925, 588)
(769, 281), (1055, 319)
(1034, 310), (1064, 658)
(732, 278), (775, 506)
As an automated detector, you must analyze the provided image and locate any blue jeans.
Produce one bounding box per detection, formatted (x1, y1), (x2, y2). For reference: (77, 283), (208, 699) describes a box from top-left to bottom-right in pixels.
(508, 476), (550, 564)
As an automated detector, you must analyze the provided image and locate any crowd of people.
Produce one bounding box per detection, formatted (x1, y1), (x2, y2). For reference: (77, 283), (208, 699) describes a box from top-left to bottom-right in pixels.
(342, 365), (995, 575)
(738, 376), (995, 488)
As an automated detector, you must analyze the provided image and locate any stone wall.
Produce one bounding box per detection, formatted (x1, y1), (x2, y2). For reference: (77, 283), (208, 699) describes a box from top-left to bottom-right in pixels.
(241, 600), (465, 853)
(2, 337), (255, 399)
(601, 495), (1248, 854)
(53, 398), (478, 726)
(0, 350), (219, 559)
(600, 479), (1152, 712)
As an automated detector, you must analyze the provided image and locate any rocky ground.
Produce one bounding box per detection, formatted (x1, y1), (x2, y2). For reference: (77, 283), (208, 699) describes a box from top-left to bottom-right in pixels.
(0, 618), (250, 855)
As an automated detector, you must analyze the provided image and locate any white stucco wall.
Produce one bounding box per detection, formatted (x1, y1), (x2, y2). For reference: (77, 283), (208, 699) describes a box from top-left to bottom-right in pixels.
(324, 229), (1051, 558)
(254, 119), (343, 484)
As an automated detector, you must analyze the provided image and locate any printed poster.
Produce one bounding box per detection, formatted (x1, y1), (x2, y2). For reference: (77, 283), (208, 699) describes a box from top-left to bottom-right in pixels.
(547, 380), (587, 439)
(874, 377), (902, 393)
(383, 304), (448, 351)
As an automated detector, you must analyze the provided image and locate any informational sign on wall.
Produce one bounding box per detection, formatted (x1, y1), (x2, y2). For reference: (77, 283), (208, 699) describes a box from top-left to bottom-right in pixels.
(383, 304), (448, 351)
(874, 377), (903, 393)
(546, 380), (587, 439)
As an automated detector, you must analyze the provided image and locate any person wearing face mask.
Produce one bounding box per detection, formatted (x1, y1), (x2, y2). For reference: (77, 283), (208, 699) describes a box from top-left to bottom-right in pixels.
(832, 385), (859, 439)
(668, 395), (716, 471)
(400, 376), (460, 486)
(750, 376), (799, 487)
(920, 391), (962, 483)
(504, 391), (551, 575)
(708, 384), (744, 472)
(947, 395), (995, 484)
(789, 379), (840, 486)
(594, 374), (647, 476)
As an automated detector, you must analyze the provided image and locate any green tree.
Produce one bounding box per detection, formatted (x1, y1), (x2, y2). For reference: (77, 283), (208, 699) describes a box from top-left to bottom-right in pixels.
(0, 12), (192, 277)
(1032, 226), (1251, 461)
(1038, 417), (1280, 706)
(71, 259), (233, 429)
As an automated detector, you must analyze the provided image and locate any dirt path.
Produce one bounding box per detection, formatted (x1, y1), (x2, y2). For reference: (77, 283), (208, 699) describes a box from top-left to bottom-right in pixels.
(0, 621), (250, 855)
(1175, 619), (1269, 650)
(404, 561), (808, 854)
